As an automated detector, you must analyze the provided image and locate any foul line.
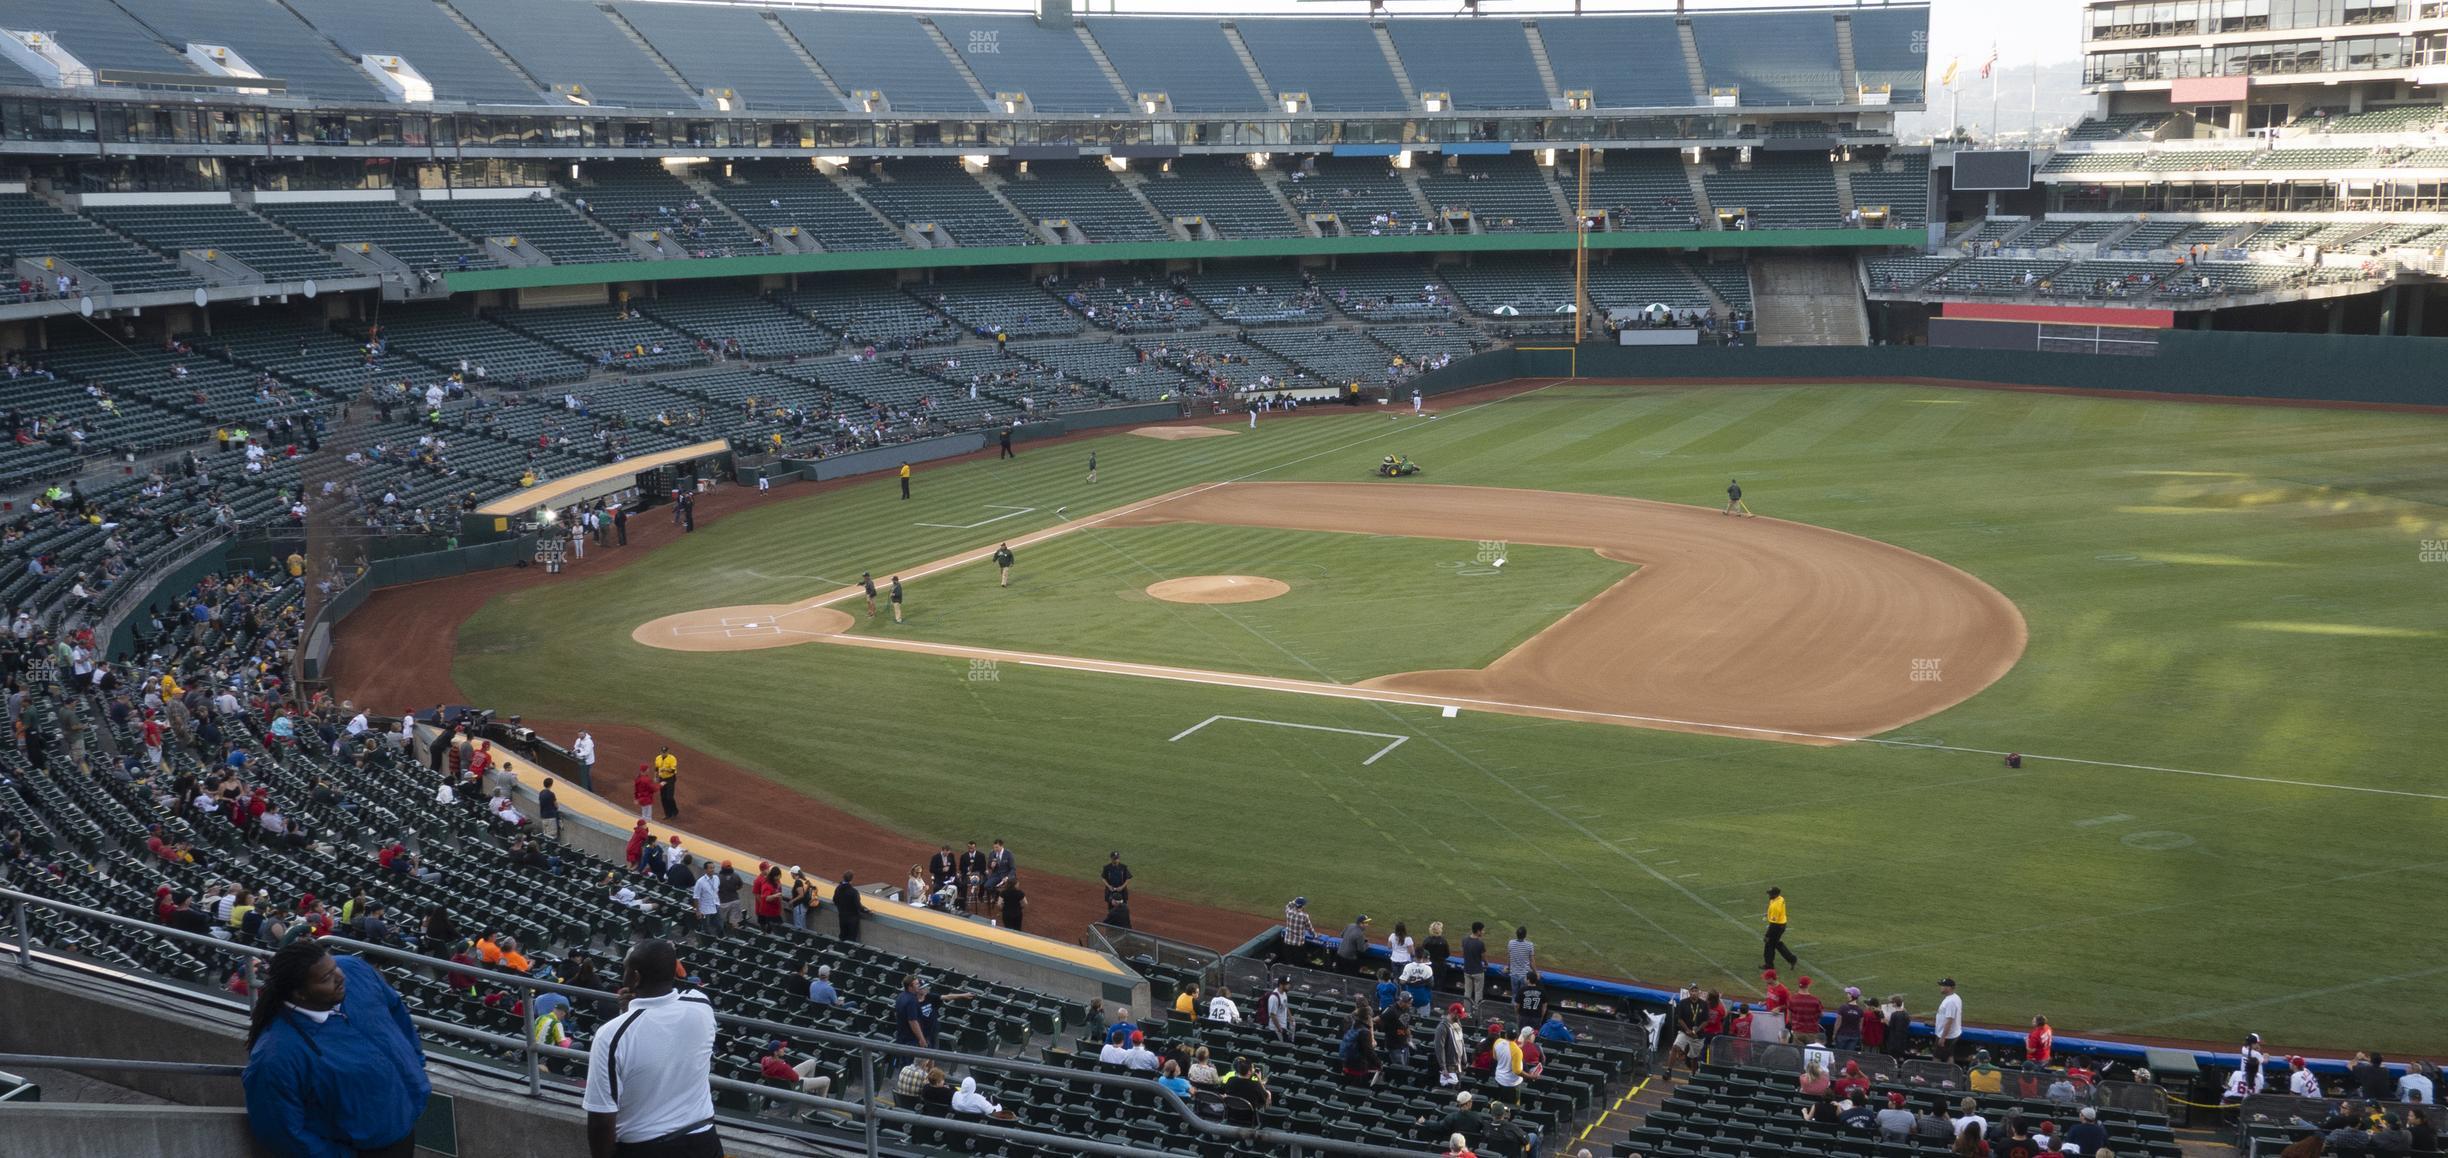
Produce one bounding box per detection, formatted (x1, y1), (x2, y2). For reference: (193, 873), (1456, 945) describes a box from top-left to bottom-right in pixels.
(1169, 714), (1410, 766)
(914, 504), (1036, 530)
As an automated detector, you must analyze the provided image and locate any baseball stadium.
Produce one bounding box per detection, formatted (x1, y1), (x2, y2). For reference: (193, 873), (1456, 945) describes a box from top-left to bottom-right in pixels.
(0, 0), (2441, 1155)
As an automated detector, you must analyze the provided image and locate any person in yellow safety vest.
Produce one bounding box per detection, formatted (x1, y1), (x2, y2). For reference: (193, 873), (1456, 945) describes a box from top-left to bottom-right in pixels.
(530, 993), (574, 1073)
(653, 748), (680, 819)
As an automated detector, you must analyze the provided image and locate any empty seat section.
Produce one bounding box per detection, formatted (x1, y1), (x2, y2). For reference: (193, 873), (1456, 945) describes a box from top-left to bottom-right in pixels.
(930, 15), (1119, 114)
(1538, 15), (1696, 108)
(1284, 158), (1431, 232)
(1923, 258), (2071, 294)
(638, 291), (837, 357)
(1384, 20), (1549, 110)
(2065, 112), (2171, 140)
(1416, 155), (1566, 232)
(1311, 262), (1454, 320)
(0, 195), (203, 294)
(777, 11), (983, 113)
(1235, 19), (1409, 112)
(1368, 323), (1489, 364)
(110, 0), (384, 102)
(1685, 260), (1752, 309)
(775, 283), (957, 350)
(1048, 274), (1210, 333)
(1142, 333), (1304, 391)
(568, 162), (757, 254)
(1565, 150), (1702, 231)
(610, 2), (840, 112)
(912, 277), (1078, 339)
(1440, 257), (1577, 318)
(491, 305), (707, 371)
(1137, 158), (1302, 240)
(708, 163), (906, 253)
(1867, 254), (1962, 290)
(857, 160), (1036, 248)
(2045, 260), (2179, 299)
(0, 0), (195, 76)
(451, 0), (696, 108)
(421, 198), (632, 266)
(284, 0), (540, 104)
(1689, 11), (1843, 106)
(1012, 338), (1198, 400)
(1181, 267), (1326, 325)
(1703, 155), (1841, 229)
(1000, 161), (1170, 243)
(256, 200), (494, 271)
(1587, 257), (1713, 312)
(373, 305), (589, 385)
(1846, 8), (1929, 101)
(1847, 154), (1930, 226)
(90, 203), (352, 283)
(1083, 18), (1266, 112)
(1246, 326), (1400, 382)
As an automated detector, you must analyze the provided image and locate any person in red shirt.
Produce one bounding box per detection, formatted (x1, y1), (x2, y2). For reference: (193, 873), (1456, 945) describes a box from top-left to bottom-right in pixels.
(1761, 969), (1792, 1015)
(154, 884), (177, 923)
(1785, 976), (1826, 1043)
(624, 820), (650, 869)
(632, 765), (657, 821)
(757, 1040), (832, 1096)
(140, 712), (164, 767)
(753, 864), (785, 927)
(2025, 1016), (2053, 1068)
(1728, 1003), (1754, 1039)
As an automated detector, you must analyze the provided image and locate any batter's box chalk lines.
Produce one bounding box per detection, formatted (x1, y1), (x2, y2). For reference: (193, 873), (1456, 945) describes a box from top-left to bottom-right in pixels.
(915, 504), (1037, 530)
(1168, 714), (1411, 766)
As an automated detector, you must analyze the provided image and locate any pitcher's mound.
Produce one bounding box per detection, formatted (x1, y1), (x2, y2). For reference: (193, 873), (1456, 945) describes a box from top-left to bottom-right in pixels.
(1146, 575), (1290, 604)
(1130, 426), (1239, 441)
(633, 604), (857, 652)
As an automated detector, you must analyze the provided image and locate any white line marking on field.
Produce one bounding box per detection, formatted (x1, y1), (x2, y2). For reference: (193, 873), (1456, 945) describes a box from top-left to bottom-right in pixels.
(1169, 714), (1410, 766)
(915, 504), (1036, 530)
(2072, 813), (2134, 828)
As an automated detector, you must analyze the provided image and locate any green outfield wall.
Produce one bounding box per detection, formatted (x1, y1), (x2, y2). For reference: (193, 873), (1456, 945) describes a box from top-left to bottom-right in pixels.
(1415, 331), (2448, 409)
(441, 229), (1908, 293)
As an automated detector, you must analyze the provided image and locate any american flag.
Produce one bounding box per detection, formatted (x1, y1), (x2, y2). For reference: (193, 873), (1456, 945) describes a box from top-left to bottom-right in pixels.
(1980, 43), (1999, 80)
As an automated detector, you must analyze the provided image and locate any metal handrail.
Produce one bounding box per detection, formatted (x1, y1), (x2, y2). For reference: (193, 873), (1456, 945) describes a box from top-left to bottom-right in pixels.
(1, 886), (1425, 1158)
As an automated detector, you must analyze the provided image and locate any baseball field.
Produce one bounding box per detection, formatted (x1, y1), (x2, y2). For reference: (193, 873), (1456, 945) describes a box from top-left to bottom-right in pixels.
(431, 381), (2448, 1051)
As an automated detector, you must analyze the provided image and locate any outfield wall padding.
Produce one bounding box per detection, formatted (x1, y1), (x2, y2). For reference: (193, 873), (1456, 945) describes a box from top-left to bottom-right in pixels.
(1417, 332), (2448, 408)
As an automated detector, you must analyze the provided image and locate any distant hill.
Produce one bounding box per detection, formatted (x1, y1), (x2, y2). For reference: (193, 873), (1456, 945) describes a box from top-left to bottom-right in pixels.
(1895, 59), (2091, 145)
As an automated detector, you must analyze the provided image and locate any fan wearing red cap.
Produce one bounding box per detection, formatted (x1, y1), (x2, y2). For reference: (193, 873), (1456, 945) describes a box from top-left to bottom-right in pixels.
(1785, 976), (1825, 1044)
(1876, 1091), (1916, 1140)
(1761, 969), (1792, 1015)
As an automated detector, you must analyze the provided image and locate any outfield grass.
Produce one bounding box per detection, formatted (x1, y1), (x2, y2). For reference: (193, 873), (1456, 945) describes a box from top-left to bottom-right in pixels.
(458, 385), (2448, 1049)
(846, 525), (1631, 683)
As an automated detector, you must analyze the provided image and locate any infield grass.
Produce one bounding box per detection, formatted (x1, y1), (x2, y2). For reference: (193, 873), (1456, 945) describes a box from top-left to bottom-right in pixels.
(458, 385), (2448, 1050)
(845, 525), (1631, 683)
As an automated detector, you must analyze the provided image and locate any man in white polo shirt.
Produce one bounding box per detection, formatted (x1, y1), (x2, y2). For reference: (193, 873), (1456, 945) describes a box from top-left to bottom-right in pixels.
(584, 939), (720, 1157)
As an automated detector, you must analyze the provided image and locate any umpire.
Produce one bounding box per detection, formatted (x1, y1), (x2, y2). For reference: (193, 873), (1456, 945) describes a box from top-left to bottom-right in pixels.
(1762, 887), (1797, 971)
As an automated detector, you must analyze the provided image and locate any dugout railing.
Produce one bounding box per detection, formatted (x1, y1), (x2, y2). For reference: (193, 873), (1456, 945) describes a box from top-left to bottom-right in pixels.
(1217, 952), (1657, 1053)
(0, 886), (1428, 1158)
(1702, 1035), (2173, 1118)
